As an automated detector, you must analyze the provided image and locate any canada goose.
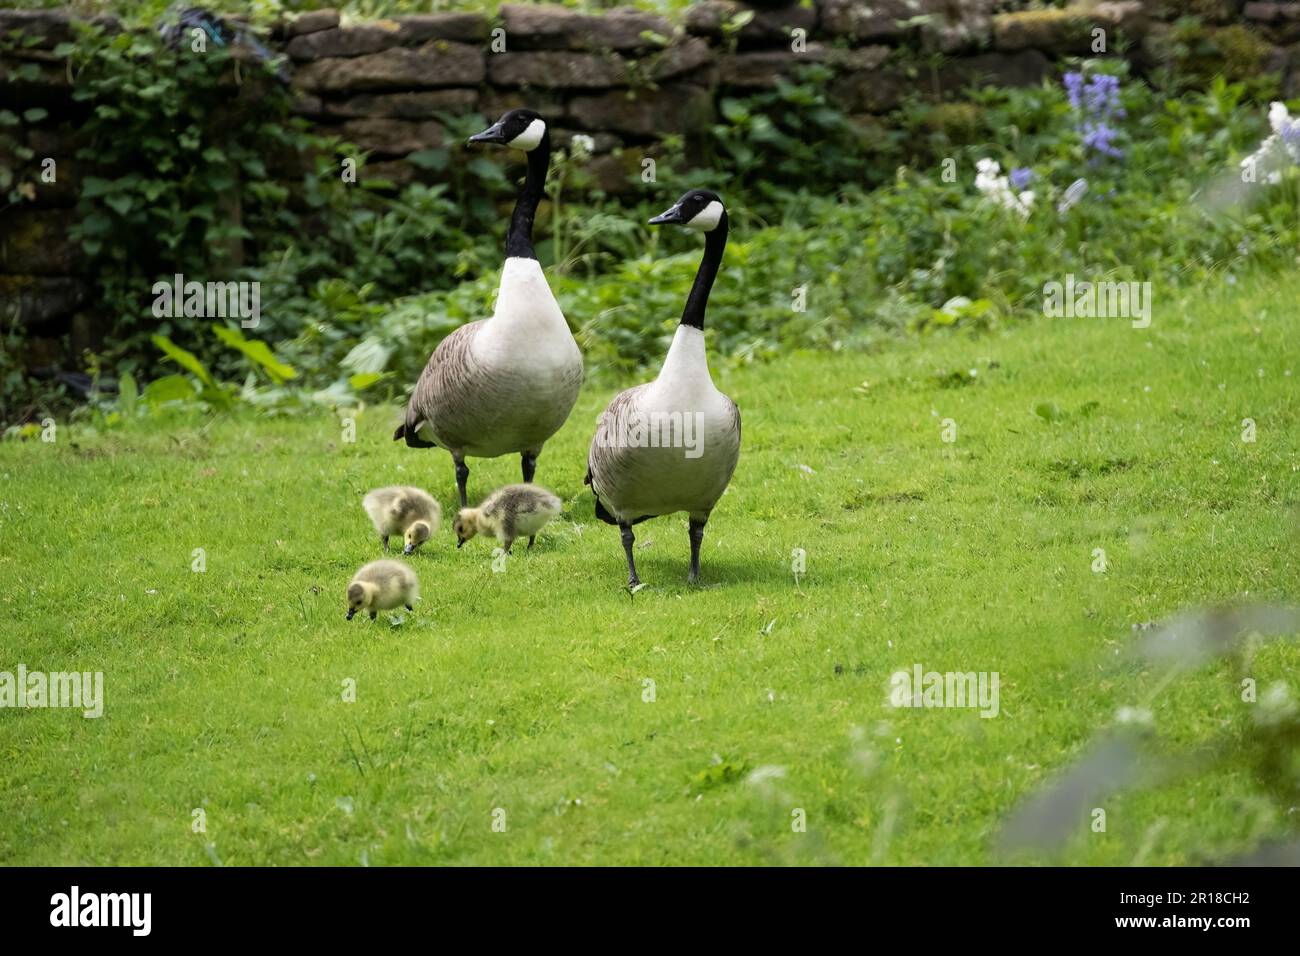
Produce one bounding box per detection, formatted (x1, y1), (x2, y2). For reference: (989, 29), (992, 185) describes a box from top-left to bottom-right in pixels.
(453, 483), (562, 553)
(393, 109), (583, 507)
(585, 189), (741, 587)
(361, 485), (442, 554)
(346, 559), (419, 620)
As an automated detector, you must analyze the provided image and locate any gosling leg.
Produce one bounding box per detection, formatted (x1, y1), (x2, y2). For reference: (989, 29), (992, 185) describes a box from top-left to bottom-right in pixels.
(687, 517), (707, 584)
(620, 522), (640, 588)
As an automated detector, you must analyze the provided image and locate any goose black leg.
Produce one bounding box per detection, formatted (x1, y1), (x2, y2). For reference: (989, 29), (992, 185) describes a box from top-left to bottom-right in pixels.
(453, 453), (470, 509)
(687, 518), (707, 584)
(521, 450), (538, 484)
(527, 535), (536, 550)
(620, 522), (640, 588)
(382, 535), (389, 553)
(405, 604), (413, 612)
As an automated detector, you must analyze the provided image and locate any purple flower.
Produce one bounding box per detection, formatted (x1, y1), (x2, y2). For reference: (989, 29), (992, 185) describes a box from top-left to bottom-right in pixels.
(1064, 71), (1125, 161)
(1083, 74), (1121, 114)
(1009, 167), (1035, 190)
(1063, 72), (1084, 110)
(1081, 122), (1123, 159)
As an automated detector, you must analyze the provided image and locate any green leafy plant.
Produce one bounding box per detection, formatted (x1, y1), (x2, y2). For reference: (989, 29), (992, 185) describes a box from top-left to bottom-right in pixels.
(710, 65), (884, 202)
(146, 324), (302, 412)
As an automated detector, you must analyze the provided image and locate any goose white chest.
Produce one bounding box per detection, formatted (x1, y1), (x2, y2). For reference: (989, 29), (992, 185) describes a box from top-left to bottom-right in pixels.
(447, 257), (583, 457)
(472, 257), (580, 377)
(594, 325), (740, 519)
(642, 325), (736, 439)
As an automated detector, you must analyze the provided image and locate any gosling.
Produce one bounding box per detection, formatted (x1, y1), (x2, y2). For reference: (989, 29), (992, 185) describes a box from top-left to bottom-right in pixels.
(453, 484), (562, 554)
(346, 559), (419, 621)
(362, 485), (441, 555)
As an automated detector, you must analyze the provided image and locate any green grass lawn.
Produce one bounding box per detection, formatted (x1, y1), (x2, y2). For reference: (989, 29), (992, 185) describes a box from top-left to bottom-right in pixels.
(1, 271), (1297, 866)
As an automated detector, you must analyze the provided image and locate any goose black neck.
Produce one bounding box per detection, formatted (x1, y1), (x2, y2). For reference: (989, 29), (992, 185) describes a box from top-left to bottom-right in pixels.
(505, 132), (550, 260)
(680, 212), (727, 330)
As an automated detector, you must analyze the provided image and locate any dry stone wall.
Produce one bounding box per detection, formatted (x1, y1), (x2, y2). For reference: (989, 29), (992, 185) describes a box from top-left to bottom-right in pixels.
(2, 1), (1298, 367)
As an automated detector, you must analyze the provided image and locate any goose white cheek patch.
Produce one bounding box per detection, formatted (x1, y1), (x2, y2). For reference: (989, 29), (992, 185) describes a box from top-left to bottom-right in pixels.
(508, 118), (546, 151)
(686, 200), (724, 232)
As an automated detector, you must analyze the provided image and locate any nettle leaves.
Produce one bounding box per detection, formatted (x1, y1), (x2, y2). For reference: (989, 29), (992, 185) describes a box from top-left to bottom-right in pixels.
(212, 325), (296, 385)
(57, 21), (297, 368)
(149, 326), (298, 411)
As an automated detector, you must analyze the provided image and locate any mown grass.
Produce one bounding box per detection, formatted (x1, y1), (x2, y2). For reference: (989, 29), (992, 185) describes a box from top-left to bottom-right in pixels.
(1, 271), (1297, 865)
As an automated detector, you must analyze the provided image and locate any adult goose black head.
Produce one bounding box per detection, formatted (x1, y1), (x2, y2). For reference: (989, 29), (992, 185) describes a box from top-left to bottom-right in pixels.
(469, 109), (550, 260)
(649, 189), (727, 233)
(649, 190), (728, 331)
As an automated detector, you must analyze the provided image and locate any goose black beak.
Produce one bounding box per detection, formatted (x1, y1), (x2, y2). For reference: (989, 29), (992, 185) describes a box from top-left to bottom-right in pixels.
(649, 203), (685, 226)
(468, 122), (507, 146)
(456, 538), (466, 549)
(346, 608), (356, 620)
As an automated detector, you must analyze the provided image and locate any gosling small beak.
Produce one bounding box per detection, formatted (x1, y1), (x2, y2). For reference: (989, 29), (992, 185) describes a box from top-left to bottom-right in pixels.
(649, 203), (686, 226)
(468, 121), (507, 146)
(346, 608), (356, 620)
(403, 544), (414, 555)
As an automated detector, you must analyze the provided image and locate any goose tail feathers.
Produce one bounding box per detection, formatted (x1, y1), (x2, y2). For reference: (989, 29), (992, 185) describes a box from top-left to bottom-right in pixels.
(394, 419), (437, 448)
(593, 495), (618, 526)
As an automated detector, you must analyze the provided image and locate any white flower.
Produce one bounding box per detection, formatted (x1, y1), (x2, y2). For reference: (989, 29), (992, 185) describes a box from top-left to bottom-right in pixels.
(1268, 101), (1290, 134)
(1242, 101), (1300, 184)
(1057, 177), (1089, 214)
(569, 133), (596, 158)
(973, 157), (1033, 218)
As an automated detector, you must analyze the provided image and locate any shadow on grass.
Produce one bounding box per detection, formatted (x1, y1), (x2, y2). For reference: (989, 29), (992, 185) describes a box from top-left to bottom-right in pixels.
(584, 553), (813, 591)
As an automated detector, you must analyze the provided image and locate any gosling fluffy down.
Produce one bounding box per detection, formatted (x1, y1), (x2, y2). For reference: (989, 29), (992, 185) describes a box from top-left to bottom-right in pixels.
(453, 484), (562, 553)
(347, 559), (419, 620)
(362, 485), (441, 554)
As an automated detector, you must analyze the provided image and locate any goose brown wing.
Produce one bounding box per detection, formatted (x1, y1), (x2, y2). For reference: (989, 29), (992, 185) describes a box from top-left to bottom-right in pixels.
(585, 384), (647, 483)
(724, 394), (741, 443)
(585, 384), (652, 523)
(395, 321), (484, 447)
